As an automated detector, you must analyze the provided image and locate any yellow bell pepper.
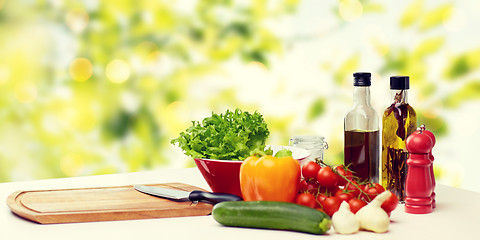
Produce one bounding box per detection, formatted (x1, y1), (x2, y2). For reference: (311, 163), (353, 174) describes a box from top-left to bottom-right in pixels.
(240, 155), (300, 202)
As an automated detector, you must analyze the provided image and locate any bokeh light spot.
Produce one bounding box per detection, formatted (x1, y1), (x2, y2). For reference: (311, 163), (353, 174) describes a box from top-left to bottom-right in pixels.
(14, 82), (37, 103)
(69, 57), (93, 81)
(106, 59), (131, 83)
(339, 0), (363, 22)
(65, 8), (89, 33)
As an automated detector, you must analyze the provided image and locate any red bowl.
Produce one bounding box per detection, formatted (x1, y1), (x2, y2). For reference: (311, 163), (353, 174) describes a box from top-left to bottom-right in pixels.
(194, 145), (311, 198)
(194, 158), (243, 197)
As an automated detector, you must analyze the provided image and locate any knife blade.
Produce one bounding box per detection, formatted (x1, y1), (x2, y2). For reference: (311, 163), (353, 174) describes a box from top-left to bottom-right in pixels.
(133, 185), (242, 204)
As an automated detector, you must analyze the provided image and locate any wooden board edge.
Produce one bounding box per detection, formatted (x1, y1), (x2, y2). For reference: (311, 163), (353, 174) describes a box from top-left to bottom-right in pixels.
(33, 203), (213, 224)
(5, 182), (212, 224)
(7, 182), (206, 196)
(7, 190), (44, 224)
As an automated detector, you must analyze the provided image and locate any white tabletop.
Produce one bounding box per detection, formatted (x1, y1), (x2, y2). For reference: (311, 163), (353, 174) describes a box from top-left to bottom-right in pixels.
(1, 167), (479, 240)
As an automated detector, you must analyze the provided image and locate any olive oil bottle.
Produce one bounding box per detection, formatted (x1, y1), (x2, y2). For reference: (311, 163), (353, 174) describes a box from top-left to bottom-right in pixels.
(381, 76), (416, 202)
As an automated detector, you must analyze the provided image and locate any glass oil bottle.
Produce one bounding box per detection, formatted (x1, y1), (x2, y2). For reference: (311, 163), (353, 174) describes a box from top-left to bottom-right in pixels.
(381, 76), (417, 202)
(344, 72), (380, 183)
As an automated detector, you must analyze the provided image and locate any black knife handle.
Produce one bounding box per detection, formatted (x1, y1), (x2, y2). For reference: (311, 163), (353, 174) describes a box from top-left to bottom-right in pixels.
(189, 190), (243, 204)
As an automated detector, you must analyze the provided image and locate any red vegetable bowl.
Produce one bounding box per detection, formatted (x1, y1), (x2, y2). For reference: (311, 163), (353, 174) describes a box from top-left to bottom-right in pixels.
(194, 145), (310, 197)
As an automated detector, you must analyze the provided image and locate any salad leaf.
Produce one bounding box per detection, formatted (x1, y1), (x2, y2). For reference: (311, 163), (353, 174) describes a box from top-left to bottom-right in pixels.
(171, 109), (270, 161)
(274, 149), (293, 158)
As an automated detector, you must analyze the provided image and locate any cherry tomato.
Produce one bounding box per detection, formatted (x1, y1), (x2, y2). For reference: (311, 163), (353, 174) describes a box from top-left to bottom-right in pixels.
(335, 165), (353, 186)
(316, 192), (328, 205)
(321, 196), (341, 216)
(363, 183), (385, 201)
(372, 183), (385, 193)
(316, 166), (338, 189)
(335, 189), (354, 203)
(381, 192), (399, 215)
(299, 179), (308, 191)
(299, 179), (319, 195)
(348, 198), (367, 214)
(302, 161), (321, 181)
(345, 181), (362, 198)
(296, 192), (316, 208)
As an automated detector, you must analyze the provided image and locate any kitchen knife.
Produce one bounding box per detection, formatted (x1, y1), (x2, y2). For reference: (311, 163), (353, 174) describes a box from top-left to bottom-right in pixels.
(133, 184), (242, 204)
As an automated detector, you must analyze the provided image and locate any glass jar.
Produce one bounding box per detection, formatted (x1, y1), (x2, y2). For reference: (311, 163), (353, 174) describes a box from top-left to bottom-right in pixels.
(289, 135), (328, 164)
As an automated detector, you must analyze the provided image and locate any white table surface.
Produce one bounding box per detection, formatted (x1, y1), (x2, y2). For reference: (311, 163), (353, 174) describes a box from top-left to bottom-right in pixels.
(1, 167), (479, 240)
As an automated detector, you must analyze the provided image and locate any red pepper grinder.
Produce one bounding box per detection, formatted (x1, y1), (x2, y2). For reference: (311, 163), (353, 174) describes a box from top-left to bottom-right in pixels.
(419, 125), (436, 208)
(405, 126), (434, 214)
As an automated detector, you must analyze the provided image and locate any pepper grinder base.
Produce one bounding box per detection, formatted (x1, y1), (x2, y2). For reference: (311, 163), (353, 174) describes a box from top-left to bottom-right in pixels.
(405, 196), (433, 214)
(405, 204), (433, 214)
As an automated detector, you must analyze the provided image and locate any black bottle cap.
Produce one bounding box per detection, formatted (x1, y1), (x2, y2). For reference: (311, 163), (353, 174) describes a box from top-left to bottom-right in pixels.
(390, 76), (409, 90)
(353, 72), (371, 86)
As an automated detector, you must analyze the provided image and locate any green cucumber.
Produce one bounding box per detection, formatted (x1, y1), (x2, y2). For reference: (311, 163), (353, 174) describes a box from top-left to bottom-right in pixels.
(212, 201), (331, 235)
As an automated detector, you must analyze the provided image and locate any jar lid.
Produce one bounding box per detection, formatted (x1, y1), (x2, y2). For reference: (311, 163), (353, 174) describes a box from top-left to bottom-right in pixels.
(390, 76), (409, 90)
(289, 135), (328, 150)
(353, 72), (371, 87)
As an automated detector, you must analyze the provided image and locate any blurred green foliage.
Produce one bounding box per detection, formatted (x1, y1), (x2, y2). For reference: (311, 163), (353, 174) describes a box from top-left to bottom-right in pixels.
(444, 49), (480, 79)
(0, 0), (479, 187)
(0, 0), (299, 181)
(308, 98), (326, 121)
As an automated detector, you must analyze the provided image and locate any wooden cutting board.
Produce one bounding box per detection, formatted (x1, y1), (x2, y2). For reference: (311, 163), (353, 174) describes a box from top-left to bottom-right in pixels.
(6, 182), (214, 224)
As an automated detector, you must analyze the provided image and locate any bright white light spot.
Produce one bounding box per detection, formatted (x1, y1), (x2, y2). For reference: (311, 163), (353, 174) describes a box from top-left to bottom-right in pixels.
(106, 59), (131, 83)
(65, 8), (89, 33)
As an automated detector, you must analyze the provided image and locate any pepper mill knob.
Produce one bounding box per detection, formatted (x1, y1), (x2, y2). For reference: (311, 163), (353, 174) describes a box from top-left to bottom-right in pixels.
(405, 127), (434, 214)
(406, 127), (433, 154)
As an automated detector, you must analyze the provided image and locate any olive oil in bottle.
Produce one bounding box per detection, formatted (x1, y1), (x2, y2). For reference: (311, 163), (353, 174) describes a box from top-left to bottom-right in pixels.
(381, 76), (417, 202)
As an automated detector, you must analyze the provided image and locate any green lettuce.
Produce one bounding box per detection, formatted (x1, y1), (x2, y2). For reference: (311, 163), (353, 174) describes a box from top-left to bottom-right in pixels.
(171, 109), (270, 161)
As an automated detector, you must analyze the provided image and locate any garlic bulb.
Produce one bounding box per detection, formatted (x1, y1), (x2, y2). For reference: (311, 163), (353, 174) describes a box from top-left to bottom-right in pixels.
(355, 190), (392, 233)
(332, 201), (360, 234)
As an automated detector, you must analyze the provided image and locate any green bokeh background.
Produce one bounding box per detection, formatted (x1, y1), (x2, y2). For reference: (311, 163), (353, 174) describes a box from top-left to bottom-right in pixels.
(0, 0), (479, 192)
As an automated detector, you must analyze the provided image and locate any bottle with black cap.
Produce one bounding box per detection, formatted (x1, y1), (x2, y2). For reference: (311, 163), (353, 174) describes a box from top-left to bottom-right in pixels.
(381, 76), (417, 202)
(344, 72), (380, 183)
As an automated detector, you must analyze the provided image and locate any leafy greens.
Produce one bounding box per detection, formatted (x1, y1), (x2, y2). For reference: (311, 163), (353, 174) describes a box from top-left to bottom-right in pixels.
(171, 109), (270, 161)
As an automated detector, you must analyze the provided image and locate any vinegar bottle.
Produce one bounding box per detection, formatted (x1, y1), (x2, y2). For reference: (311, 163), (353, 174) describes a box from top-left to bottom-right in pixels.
(381, 76), (417, 202)
(344, 72), (380, 183)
